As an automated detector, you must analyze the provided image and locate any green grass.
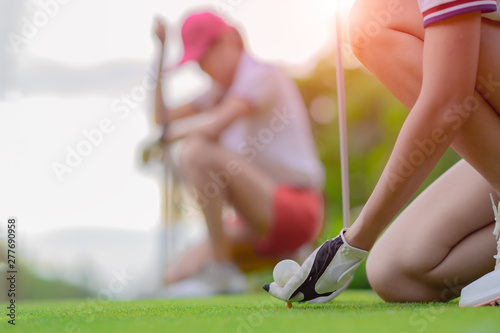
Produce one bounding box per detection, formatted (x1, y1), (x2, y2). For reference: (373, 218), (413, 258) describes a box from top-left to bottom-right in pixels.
(2, 290), (498, 333)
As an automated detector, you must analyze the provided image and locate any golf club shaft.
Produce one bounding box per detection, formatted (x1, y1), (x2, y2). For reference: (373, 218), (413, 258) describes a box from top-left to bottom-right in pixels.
(335, 7), (350, 229)
(155, 24), (178, 272)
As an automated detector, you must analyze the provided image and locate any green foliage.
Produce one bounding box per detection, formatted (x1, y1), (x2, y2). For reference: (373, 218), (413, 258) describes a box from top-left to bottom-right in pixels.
(296, 55), (460, 288)
(0, 263), (90, 302)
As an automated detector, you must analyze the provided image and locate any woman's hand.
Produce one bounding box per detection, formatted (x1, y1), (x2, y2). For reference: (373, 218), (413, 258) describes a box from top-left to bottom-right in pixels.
(154, 17), (167, 48)
(263, 229), (368, 303)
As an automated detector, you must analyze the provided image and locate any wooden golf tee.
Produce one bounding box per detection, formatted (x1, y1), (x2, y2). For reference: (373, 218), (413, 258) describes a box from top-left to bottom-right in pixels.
(285, 302), (293, 308)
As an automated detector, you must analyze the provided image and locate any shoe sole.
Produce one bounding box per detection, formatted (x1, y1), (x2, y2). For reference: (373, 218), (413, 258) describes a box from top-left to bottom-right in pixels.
(460, 293), (500, 308)
(461, 295), (500, 307)
(459, 268), (500, 308)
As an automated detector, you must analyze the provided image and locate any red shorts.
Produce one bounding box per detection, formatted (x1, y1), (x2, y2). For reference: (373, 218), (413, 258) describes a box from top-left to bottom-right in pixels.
(255, 186), (324, 256)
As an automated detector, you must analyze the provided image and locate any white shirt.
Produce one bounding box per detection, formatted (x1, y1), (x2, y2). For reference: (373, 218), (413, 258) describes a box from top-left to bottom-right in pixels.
(194, 52), (325, 188)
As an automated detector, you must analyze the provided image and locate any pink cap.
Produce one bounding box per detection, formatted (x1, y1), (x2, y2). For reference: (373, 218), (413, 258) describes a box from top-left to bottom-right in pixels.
(179, 12), (233, 65)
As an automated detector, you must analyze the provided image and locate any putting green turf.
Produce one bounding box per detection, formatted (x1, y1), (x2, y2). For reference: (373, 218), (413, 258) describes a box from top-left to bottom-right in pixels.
(2, 290), (498, 333)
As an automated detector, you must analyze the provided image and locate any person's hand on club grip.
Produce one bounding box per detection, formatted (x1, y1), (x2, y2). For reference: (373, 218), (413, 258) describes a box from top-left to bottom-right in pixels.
(263, 229), (368, 303)
(154, 18), (167, 48)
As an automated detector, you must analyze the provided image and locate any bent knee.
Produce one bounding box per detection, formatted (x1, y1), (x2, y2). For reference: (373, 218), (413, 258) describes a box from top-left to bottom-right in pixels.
(366, 247), (450, 303)
(180, 136), (215, 170)
(348, 0), (394, 60)
(366, 250), (410, 302)
(348, 0), (422, 63)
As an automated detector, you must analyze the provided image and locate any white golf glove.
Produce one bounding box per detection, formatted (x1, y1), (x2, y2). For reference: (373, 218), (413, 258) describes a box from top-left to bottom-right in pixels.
(263, 229), (368, 303)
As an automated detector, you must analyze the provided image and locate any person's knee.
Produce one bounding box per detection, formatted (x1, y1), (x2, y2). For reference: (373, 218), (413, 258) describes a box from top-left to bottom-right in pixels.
(180, 136), (215, 171)
(365, 250), (408, 302)
(366, 242), (426, 302)
(366, 245), (441, 302)
(348, 0), (403, 64)
(349, 0), (383, 61)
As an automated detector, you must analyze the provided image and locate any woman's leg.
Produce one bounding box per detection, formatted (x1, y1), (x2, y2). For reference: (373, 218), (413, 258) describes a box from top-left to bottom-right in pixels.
(350, 0), (500, 191)
(163, 239), (212, 284)
(179, 135), (276, 262)
(367, 160), (498, 301)
(349, 0), (500, 301)
(162, 229), (258, 284)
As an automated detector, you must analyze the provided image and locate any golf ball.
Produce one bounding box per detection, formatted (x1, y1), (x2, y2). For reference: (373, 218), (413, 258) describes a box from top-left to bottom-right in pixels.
(273, 259), (300, 287)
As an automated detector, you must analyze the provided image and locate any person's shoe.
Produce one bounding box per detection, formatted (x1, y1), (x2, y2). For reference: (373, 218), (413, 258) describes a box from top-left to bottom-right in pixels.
(459, 194), (500, 307)
(459, 269), (500, 307)
(159, 261), (247, 298)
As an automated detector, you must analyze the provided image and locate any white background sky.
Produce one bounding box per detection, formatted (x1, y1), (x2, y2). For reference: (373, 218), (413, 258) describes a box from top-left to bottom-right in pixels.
(0, 0), (356, 237)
